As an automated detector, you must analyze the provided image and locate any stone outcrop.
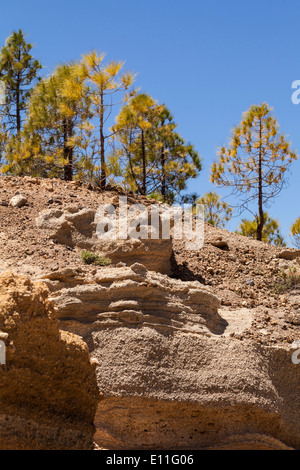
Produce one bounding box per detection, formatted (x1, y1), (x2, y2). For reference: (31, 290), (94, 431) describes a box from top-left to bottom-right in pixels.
(9, 194), (27, 208)
(0, 272), (99, 450)
(43, 263), (222, 333)
(40, 264), (300, 450)
(277, 249), (300, 261)
(36, 206), (173, 274)
(92, 339), (300, 450)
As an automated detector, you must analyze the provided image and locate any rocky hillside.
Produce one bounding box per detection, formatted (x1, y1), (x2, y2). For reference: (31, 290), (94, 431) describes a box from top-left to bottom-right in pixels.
(0, 175), (300, 450)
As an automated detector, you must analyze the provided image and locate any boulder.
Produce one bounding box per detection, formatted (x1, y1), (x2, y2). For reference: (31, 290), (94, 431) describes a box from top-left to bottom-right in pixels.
(210, 237), (229, 250)
(277, 249), (300, 261)
(9, 194), (27, 208)
(36, 205), (173, 274)
(35, 207), (96, 247)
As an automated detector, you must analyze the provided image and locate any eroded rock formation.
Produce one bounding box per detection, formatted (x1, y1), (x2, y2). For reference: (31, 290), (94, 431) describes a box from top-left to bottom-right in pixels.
(0, 272), (99, 450)
(1, 177), (300, 450)
(40, 264), (300, 450)
(36, 205), (173, 274)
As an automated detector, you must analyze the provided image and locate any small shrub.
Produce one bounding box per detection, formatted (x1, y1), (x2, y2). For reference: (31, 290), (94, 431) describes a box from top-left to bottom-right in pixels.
(273, 266), (300, 293)
(81, 250), (111, 266)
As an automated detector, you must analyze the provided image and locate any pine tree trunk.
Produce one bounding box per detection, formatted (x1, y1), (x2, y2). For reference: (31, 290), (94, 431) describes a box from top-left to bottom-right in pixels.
(64, 149), (73, 181)
(16, 77), (21, 135)
(141, 129), (146, 195)
(257, 118), (264, 241)
(100, 90), (106, 190)
(63, 119), (73, 181)
(127, 131), (142, 194)
(161, 145), (166, 201)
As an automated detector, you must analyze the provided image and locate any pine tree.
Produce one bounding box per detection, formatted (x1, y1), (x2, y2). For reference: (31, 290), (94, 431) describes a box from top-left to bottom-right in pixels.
(198, 192), (232, 228)
(113, 93), (159, 195)
(113, 94), (202, 202)
(25, 63), (90, 180)
(291, 217), (300, 248)
(0, 30), (41, 135)
(152, 106), (201, 202)
(236, 213), (286, 246)
(77, 51), (135, 189)
(211, 103), (297, 241)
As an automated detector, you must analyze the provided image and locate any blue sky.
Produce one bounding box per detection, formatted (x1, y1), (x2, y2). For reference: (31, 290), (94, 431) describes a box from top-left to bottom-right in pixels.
(1, 0), (300, 244)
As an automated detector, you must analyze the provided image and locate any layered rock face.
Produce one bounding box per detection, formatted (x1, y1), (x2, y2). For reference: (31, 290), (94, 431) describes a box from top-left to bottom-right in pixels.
(41, 264), (300, 450)
(44, 263), (221, 333)
(0, 273), (99, 450)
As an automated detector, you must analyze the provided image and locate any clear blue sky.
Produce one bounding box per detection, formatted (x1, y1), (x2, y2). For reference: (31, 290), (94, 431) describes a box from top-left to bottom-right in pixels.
(1, 0), (300, 244)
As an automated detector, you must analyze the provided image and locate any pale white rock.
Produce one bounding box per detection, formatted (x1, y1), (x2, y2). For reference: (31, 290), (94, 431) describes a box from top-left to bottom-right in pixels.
(36, 205), (173, 274)
(9, 194), (27, 208)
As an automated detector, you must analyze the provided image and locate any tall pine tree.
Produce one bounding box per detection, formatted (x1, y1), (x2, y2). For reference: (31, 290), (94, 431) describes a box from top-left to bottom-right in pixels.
(211, 103), (297, 240)
(113, 93), (202, 202)
(76, 51), (135, 189)
(0, 30), (42, 135)
(25, 63), (90, 180)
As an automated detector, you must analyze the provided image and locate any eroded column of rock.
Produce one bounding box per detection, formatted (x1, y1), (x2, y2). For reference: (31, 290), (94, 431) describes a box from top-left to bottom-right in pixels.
(0, 272), (99, 450)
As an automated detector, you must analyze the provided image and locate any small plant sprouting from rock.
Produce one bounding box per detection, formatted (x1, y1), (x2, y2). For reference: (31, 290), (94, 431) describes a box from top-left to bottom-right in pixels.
(81, 250), (111, 266)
